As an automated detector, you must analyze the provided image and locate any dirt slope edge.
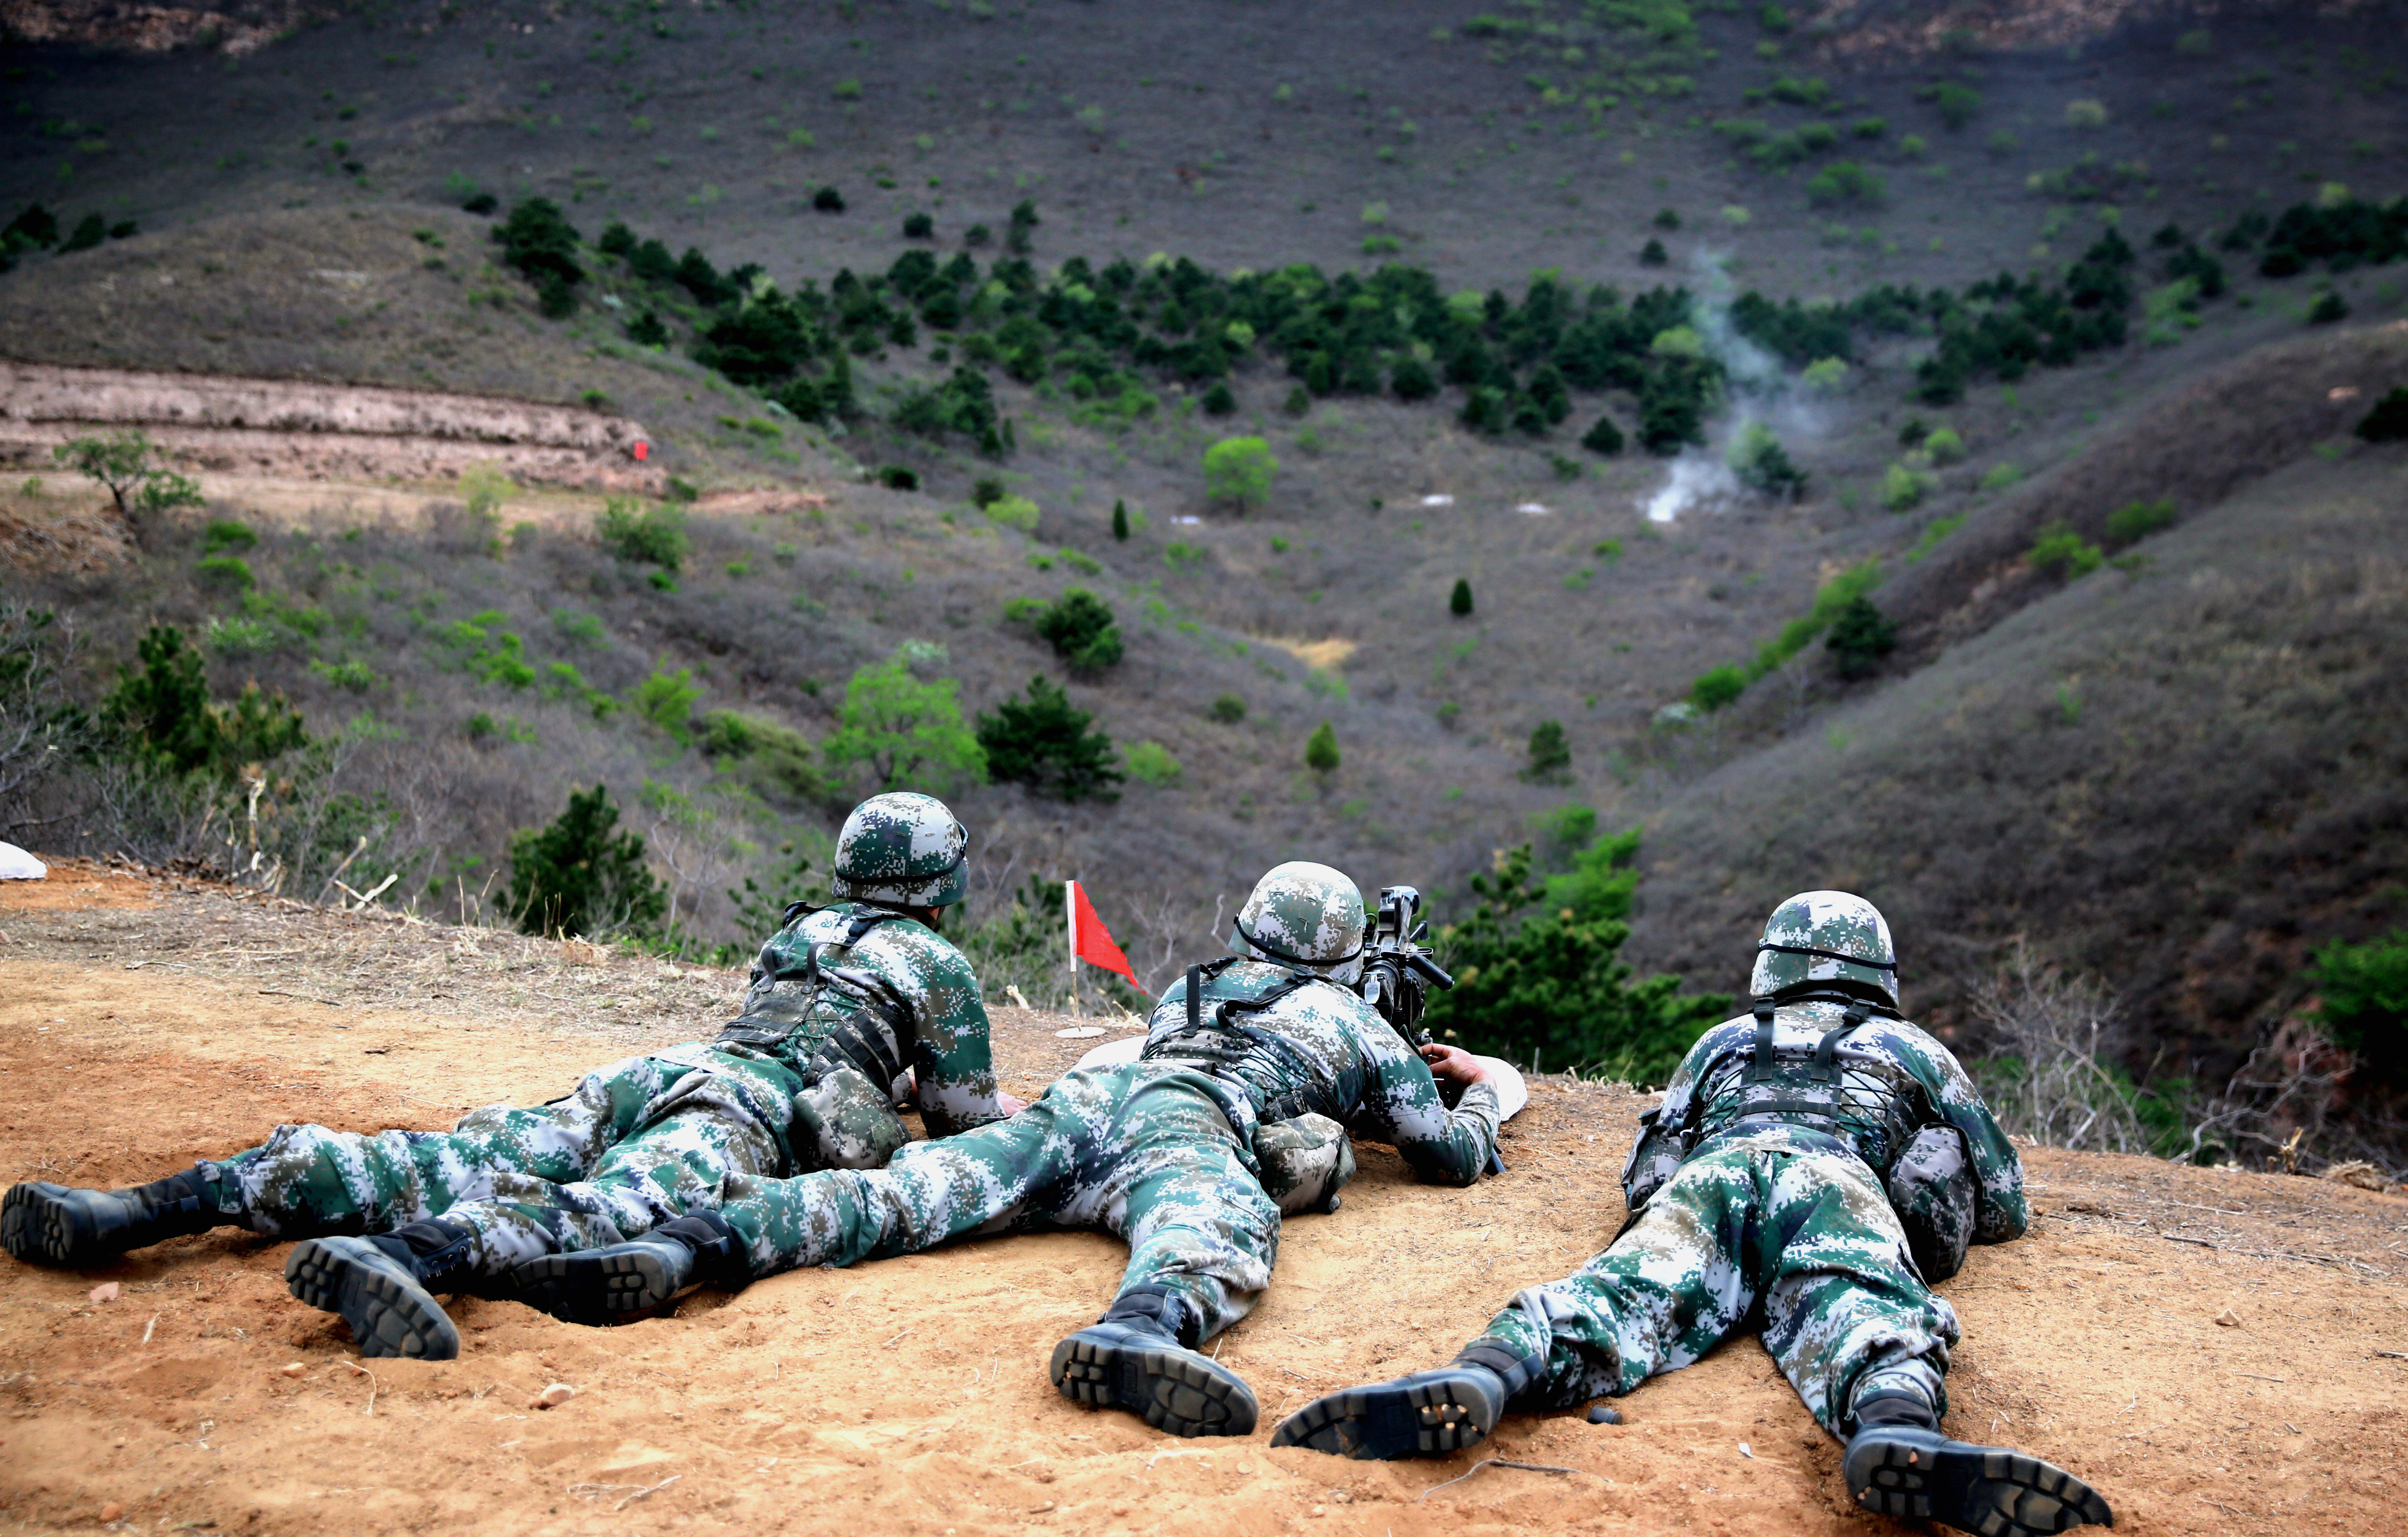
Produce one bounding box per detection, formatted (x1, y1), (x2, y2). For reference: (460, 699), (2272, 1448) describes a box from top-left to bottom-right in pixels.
(0, 360), (659, 491)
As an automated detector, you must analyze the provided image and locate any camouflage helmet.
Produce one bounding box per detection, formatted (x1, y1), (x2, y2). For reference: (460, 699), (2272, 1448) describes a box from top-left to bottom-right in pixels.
(830, 792), (970, 909)
(1232, 861), (1367, 982)
(1750, 890), (1898, 1006)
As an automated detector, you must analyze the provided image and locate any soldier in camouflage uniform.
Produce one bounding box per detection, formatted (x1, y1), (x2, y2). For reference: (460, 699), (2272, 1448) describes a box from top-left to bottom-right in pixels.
(1275, 892), (2114, 1537)
(525, 861), (1503, 1438)
(0, 793), (1013, 1363)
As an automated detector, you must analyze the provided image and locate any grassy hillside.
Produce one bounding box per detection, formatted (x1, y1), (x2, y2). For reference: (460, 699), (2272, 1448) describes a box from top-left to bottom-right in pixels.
(4, 0), (2408, 1150)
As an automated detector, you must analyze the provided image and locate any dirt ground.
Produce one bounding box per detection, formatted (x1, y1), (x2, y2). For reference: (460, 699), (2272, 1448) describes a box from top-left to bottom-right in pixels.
(1, 863), (2403, 1537)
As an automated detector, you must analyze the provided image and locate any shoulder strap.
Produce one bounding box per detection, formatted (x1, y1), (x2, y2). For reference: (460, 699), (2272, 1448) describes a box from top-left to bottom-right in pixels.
(1748, 999), (1779, 1082)
(1814, 1003), (1870, 1084)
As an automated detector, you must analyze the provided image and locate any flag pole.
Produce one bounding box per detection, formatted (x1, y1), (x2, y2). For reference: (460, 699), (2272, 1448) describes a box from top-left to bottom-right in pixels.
(1064, 878), (1080, 1016)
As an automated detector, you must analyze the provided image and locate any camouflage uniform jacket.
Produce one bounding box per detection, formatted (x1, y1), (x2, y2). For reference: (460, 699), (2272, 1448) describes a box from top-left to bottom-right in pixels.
(1622, 997), (2027, 1244)
(723, 901), (1008, 1137)
(1144, 958), (1501, 1186)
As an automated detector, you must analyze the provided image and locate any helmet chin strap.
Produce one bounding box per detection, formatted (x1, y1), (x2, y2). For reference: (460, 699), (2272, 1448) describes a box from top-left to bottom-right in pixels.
(1233, 917), (1361, 971)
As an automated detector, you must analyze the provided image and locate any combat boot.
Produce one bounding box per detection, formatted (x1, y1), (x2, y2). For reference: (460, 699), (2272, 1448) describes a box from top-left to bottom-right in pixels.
(1, 1166), (233, 1267)
(1844, 1387), (2114, 1535)
(285, 1219), (478, 1361)
(1270, 1338), (1539, 1459)
(507, 1211), (745, 1326)
(1050, 1284), (1258, 1438)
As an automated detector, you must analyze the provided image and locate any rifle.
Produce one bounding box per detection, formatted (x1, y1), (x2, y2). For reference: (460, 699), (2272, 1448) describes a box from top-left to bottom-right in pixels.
(1356, 885), (1454, 1044)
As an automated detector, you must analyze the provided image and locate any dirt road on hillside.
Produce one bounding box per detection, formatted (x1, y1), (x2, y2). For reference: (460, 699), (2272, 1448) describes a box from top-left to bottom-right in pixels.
(0, 864), (2403, 1537)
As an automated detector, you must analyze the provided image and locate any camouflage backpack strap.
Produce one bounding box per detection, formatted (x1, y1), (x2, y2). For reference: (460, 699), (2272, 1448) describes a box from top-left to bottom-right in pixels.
(1149, 960), (1349, 1123)
(718, 907), (909, 1056)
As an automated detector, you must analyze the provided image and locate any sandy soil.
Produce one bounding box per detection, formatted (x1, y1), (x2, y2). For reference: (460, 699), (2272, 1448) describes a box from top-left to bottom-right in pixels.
(1, 865), (2403, 1537)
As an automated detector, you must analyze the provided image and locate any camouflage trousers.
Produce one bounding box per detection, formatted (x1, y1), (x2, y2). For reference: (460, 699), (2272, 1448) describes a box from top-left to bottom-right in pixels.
(202, 1046), (801, 1277)
(716, 1062), (1282, 1342)
(1472, 1126), (1959, 1438)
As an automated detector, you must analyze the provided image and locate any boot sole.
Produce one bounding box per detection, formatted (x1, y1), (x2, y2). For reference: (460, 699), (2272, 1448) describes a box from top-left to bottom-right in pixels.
(1049, 1332), (1259, 1437)
(508, 1248), (683, 1326)
(1270, 1369), (1499, 1459)
(0, 1183), (92, 1267)
(285, 1238), (460, 1360)
(1848, 1434), (2113, 1534)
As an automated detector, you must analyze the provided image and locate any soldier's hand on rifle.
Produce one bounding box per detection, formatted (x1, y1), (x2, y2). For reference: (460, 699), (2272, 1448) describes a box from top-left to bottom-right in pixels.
(1418, 1042), (1489, 1086)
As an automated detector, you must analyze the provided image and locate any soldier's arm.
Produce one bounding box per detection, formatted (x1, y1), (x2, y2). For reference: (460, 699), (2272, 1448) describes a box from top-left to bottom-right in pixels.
(882, 929), (1011, 1138)
(1352, 1014), (1501, 1187)
(1909, 1032), (2030, 1244)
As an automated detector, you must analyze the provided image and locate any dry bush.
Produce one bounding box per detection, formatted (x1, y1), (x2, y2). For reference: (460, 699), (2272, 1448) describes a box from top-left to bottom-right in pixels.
(1966, 940), (2158, 1154)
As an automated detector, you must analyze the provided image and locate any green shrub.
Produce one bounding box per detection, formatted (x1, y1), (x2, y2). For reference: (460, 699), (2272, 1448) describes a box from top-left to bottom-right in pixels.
(2027, 521), (2104, 578)
(2307, 290), (2349, 325)
(1920, 81), (1982, 129)
(821, 650), (986, 793)
(1905, 514), (1966, 563)
(902, 212), (934, 239)
(1421, 841), (1730, 1084)
(1731, 420), (1806, 500)
(595, 498), (689, 570)
(985, 493), (1040, 533)
(101, 625), (306, 780)
(2064, 99), (2109, 129)
(1203, 435), (1279, 510)
(1111, 499), (1130, 540)
(1824, 595), (1897, 679)
(1449, 578), (1474, 617)
(504, 784), (666, 939)
(630, 665), (704, 742)
(878, 465), (920, 491)
(200, 519), (256, 555)
(308, 658), (379, 693)
(1304, 719), (1340, 773)
(695, 710), (822, 804)
(1690, 664), (1746, 712)
(2103, 497), (2175, 545)
(2306, 930), (2408, 1083)
(1979, 462), (2022, 493)
(1523, 719), (1570, 782)
(1881, 461), (1936, 511)
(1805, 161), (1885, 207)
(1210, 692), (1247, 723)
(197, 554), (256, 590)
(1123, 740), (1183, 787)
(1029, 588), (1124, 672)
(1639, 238), (1669, 267)
(976, 675), (1122, 801)
(1800, 357), (1848, 394)
(1202, 381), (1237, 415)
(1581, 414), (1625, 455)
(1923, 427), (1965, 464)
(2357, 386), (2408, 442)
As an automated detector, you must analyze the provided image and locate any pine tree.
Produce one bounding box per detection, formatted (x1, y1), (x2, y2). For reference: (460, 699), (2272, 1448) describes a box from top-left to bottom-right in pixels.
(504, 784), (667, 940)
(975, 676), (1124, 802)
(1449, 578), (1474, 617)
(1111, 498), (1130, 541)
(1304, 720), (1340, 774)
(1581, 415), (1625, 456)
(1523, 720), (1571, 782)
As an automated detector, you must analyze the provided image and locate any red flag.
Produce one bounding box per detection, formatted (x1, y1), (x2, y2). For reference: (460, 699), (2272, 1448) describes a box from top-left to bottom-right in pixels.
(1067, 880), (1141, 990)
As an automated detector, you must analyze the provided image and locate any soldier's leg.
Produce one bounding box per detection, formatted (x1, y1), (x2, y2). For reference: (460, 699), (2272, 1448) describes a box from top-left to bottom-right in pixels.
(1, 1056), (677, 1270)
(267, 1058), (697, 1362)
(1046, 1072), (1276, 1437)
(1756, 1154), (2113, 1535)
(1275, 1142), (1768, 1459)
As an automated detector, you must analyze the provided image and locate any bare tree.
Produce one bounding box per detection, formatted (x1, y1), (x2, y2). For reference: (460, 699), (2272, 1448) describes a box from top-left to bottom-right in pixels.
(1966, 939), (2156, 1154)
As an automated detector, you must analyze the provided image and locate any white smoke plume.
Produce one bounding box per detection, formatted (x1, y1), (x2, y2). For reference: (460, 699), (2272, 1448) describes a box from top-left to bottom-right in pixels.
(1635, 248), (1823, 524)
(1644, 452), (1740, 523)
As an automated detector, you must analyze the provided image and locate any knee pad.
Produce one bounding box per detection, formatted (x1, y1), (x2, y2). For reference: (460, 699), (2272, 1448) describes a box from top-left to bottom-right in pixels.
(792, 1067), (911, 1172)
(1888, 1126), (1975, 1283)
(1253, 1113), (1357, 1215)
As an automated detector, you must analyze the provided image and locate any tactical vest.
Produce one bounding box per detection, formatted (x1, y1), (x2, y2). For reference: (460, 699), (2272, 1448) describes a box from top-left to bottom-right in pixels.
(717, 905), (916, 1090)
(1142, 957), (1362, 1125)
(1622, 992), (1935, 1208)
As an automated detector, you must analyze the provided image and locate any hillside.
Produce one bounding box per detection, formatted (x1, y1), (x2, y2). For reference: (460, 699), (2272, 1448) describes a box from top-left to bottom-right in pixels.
(0, 864), (2403, 1537)
(1, 0), (2406, 1159)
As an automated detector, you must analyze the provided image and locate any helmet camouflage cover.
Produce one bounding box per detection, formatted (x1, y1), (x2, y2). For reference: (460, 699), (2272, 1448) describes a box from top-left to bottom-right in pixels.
(830, 792), (970, 908)
(1750, 889), (1899, 1005)
(1232, 861), (1367, 982)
